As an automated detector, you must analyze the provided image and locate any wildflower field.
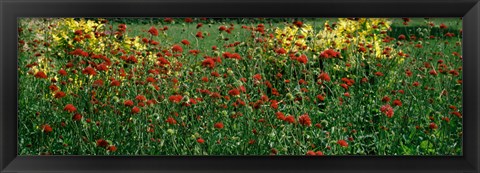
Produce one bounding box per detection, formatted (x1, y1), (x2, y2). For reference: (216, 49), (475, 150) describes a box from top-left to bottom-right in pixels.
(18, 18), (463, 156)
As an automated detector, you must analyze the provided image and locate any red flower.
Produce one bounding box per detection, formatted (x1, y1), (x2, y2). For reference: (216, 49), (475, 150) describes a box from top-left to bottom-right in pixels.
(58, 69), (68, 76)
(253, 74), (262, 81)
(296, 54), (308, 64)
(320, 49), (340, 58)
(284, 115), (295, 124)
(398, 34), (406, 40)
(131, 106), (140, 114)
(42, 124), (53, 133)
(148, 26), (158, 36)
(219, 26), (227, 31)
(315, 151), (324, 156)
(306, 150), (316, 156)
(382, 96), (390, 102)
(54, 91), (66, 99)
(275, 48), (286, 55)
(96, 139), (109, 148)
(298, 114), (312, 126)
(228, 88), (240, 96)
(172, 44), (183, 53)
(316, 94), (325, 101)
(375, 71), (384, 76)
(202, 58), (216, 69)
(110, 80), (121, 87)
(196, 31), (203, 38)
(64, 104), (77, 113)
(166, 117), (177, 125)
(429, 69), (438, 76)
(393, 99), (402, 106)
(270, 100), (279, 109)
(197, 138), (205, 144)
(181, 39), (190, 45)
(380, 104), (394, 118)
(276, 112), (286, 120)
(124, 100), (134, 107)
(318, 72), (331, 82)
(184, 18), (193, 23)
(135, 95), (147, 102)
(107, 145), (117, 152)
(72, 113), (82, 121)
(82, 66), (96, 76)
(34, 71), (48, 79)
(429, 122), (438, 129)
(214, 122), (224, 129)
(451, 111), (462, 118)
(169, 95), (183, 103)
(293, 21), (303, 27)
(439, 23), (447, 29)
(337, 140), (348, 147)
(157, 57), (170, 66)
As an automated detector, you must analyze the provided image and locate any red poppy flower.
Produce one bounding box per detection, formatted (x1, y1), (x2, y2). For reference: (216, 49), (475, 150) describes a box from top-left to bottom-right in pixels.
(181, 39), (190, 45)
(380, 104), (394, 118)
(64, 104), (77, 113)
(382, 96), (390, 102)
(197, 138), (205, 144)
(202, 58), (216, 68)
(58, 69), (67, 76)
(131, 106), (140, 114)
(318, 72), (331, 82)
(107, 145), (117, 152)
(306, 150), (316, 156)
(219, 26), (227, 31)
(375, 72), (384, 76)
(337, 140), (348, 147)
(34, 71), (48, 79)
(270, 100), (279, 109)
(429, 69), (438, 76)
(228, 88), (240, 96)
(214, 122), (224, 129)
(298, 114), (312, 126)
(135, 95), (147, 102)
(42, 124), (53, 133)
(253, 74), (262, 81)
(429, 122), (438, 129)
(320, 49), (340, 58)
(451, 111), (462, 118)
(124, 100), (134, 107)
(96, 139), (109, 147)
(72, 113), (82, 121)
(284, 115), (295, 124)
(148, 26), (158, 36)
(393, 99), (402, 106)
(184, 18), (193, 23)
(172, 44), (183, 53)
(166, 117), (177, 125)
(196, 31), (203, 38)
(54, 91), (66, 99)
(439, 23), (447, 29)
(276, 112), (286, 121)
(275, 48), (286, 54)
(169, 95), (183, 103)
(82, 66), (96, 76)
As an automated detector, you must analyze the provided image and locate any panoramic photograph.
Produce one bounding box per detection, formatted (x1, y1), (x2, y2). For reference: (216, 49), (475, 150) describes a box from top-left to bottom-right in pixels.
(17, 17), (463, 156)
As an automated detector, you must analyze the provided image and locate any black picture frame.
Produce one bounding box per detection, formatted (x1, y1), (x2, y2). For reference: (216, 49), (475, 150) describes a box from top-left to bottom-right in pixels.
(1, 0), (479, 172)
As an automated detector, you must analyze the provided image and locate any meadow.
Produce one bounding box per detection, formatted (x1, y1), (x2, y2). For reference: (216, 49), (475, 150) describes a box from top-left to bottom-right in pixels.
(17, 18), (463, 155)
